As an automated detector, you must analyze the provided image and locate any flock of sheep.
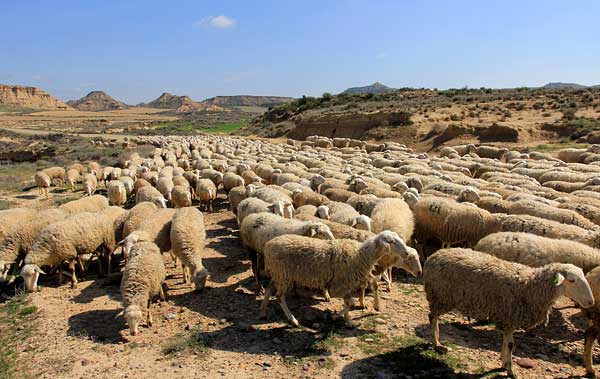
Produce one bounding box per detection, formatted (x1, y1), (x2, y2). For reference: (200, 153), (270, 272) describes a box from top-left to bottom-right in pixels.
(5, 134), (600, 377)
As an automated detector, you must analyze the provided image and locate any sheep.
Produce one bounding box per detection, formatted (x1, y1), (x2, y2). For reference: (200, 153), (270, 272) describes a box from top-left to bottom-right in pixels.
(170, 207), (208, 290)
(135, 186), (167, 208)
(236, 197), (289, 226)
(171, 185), (193, 208)
(324, 202), (372, 231)
(133, 178), (152, 194)
(558, 202), (600, 226)
(322, 187), (356, 202)
(108, 180), (127, 207)
(34, 171), (51, 197)
(294, 212), (374, 242)
(260, 231), (422, 327)
(122, 202), (158, 238)
(228, 185), (249, 214)
(196, 178), (217, 212)
(508, 199), (597, 230)
(240, 212), (335, 293)
(249, 187), (292, 204)
(119, 208), (175, 259)
(200, 169), (224, 188)
(81, 172), (97, 196)
(223, 172), (245, 193)
(21, 212), (117, 290)
(156, 176), (174, 202)
(475, 232), (600, 273)
(582, 267), (600, 376)
(118, 176), (135, 197)
(117, 241), (166, 335)
(360, 186), (403, 199)
(475, 196), (512, 214)
(347, 194), (382, 216)
(88, 161), (102, 180)
(424, 248), (594, 377)
(66, 168), (80, 191)
(59, 194), (109, 214)
(499, 214), (600, 248)
(100, 206), (129, 245)
(42, 166), (66, 185)
(370, 198), (414, 242)
(291, 189), (329, 208)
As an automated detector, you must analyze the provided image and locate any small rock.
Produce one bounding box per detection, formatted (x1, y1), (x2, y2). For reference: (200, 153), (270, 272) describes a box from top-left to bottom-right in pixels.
(272, 338), (282, 344)
(516, 358), (536, 369)
(81, 359), (91, 366)
(262, 362), (271, 367)
(372, 318), (386, 325)
(208, 321), (217, 326)
(164, 312), (176, 321)
(364, 338), (374, 343)
(219, 318), (227, 324)
(340, 353), (350, 358)
(302, 364), (310, 371)
(534, 353), (549, 361)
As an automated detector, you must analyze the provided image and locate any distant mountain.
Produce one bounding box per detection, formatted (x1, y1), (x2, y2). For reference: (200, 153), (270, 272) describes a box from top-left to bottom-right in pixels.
(542, 82), (588, 90)
(201, 95), (293, 108)
(0, 84), (70, 110)
(143, 92), (222, 112)
(67, 91), (128, 111)
(342, 82), (395, 95)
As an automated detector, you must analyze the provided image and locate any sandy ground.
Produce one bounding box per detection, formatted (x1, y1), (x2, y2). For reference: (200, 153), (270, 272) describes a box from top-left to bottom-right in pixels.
(0, 187), (596, 379)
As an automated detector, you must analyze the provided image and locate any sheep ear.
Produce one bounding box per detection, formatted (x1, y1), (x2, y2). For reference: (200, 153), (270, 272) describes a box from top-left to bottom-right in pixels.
(114, 310), (124, 319)
(554, 273), (565, 286)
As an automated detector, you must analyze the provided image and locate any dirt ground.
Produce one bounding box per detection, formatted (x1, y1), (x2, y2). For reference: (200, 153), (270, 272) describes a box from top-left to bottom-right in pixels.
(0, 187), (597, 379)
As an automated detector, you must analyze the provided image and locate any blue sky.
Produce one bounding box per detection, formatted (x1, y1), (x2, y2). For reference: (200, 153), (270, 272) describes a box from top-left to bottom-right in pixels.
(1, 0), (599, 104)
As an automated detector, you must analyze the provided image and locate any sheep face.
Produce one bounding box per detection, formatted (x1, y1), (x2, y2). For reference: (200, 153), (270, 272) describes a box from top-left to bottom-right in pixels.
(457, 187), (480, 203)
(558, 265), (594, 309)
(306, 222), (335, 240)
(283, 203), (295, 219)
(375, 231), (422, 277)
(124, 305), (143, 336)
(152, 196), (167, 209)
(393, 182), (409, 194)
(310, 174), (325, 191)
(20, 264), (46, 292)
(316, 205), (330, 219)
(352, 215), (372, 232)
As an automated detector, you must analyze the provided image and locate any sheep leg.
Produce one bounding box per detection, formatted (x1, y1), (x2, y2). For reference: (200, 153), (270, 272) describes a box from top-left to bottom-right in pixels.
(106, 250), (112, 275)
(76, 255), (86, 273)
(254, 253), (265, 294)
(359, 286), (367, 309)
(584, 327), (599, 377)
(147, 300), (153, 327)
(371, 276), (381, 312)
(429, 313), (446, 352)
(182, 265), (189, 284)
(501, 331), (515, 376)
(259, 282), (275, 319)
(382, 269), (392, 292)
(169, 251), (178, 268)
(69, 260), (78, 289)
(278, 292), (299, 327)
(58, 267), (64, 285)
(323, 289), (331, 302)
(159, 284), (166, 301)
(339, 296), (354, 328)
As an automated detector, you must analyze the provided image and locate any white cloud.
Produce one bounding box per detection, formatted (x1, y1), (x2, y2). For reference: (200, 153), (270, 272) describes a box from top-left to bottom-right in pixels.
(197, 15), (236, 29)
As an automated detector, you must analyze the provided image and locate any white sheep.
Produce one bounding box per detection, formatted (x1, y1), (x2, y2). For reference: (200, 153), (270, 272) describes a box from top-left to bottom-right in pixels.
(108, 180), (127, 207)
(170, 207), (209, 290)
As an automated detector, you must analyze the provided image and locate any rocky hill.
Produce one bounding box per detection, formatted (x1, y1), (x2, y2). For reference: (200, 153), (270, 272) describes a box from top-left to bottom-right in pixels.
(201, 95), (293, 108)
(542, 82), (588, 90)
(66, 91), (128, 111)
(0, 84), (70, 110)
(341, 82), (395, 95)
(143, 92), (222, 112)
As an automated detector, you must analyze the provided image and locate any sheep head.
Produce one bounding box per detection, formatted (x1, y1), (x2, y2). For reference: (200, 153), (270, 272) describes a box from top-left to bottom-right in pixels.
(316, 205), (330, 220)
(192, 268), (209, 291)
(351, 215), (372, 232)
(20, 264), (46, 292)
(123, 304), (144, 336)
(557, 264), (594, 309)
(305, 222), (335, 240)
(393, 182), (409, 194)
(152, 196), (167, 209)
(373, 231), (422, 278)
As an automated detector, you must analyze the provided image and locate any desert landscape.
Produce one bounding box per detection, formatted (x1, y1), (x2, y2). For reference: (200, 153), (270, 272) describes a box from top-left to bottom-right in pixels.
(2, 2), (600, 379)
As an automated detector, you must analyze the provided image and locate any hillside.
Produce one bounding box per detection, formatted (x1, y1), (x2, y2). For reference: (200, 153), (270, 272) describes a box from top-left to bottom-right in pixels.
(542, 82), (588, 90)
(0, 84), (70, 110)
(66, 91), (129, 111)
(201, 95), (293, 108)
(238, 86), (600, 150)
(143, 92), (222, 112)
(341, 82), (395, 95)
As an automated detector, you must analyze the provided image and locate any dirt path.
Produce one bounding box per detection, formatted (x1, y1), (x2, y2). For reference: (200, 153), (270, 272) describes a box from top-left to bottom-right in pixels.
(4, 192), (597, 379)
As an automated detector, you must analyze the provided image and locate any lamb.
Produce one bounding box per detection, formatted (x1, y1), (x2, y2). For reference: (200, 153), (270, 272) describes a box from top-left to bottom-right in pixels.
(170, 207), (209, 290)
(108, 180), (127, 207)
(171, 185), (193, 208)
(117, 241), (166, 335)
(34, 171), (51, 197)
(21, 212), (117, 290)
(240, 212), (335, 292)
(223, 172), (245, 193)
(135, 186), (167, 208)
(236, 197), (289, 226)
(475, 232), (600, 273)
(424, 248), (594, 377)
(59, 194), (109, 214)
(66, 168), (80, 191)
(261, 231), (422, 327)
(196, 178), (217, 212)
(119, 208), (175, 260)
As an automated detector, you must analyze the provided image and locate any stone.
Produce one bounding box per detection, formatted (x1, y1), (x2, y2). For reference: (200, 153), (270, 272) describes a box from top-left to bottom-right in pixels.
(164, 312), (176, 321)
(516, 358), (536, 369)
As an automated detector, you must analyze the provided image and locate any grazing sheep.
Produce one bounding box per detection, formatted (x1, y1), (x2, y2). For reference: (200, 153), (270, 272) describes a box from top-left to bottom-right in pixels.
(133, 178), (152, 194)
(370, 198), (414, 242)
(118, 176), (135, 197)
(21, 212), (117, 290)
(240, 212), (335, 292)
(59, 194), (109, 214)
(42, 167), (66, 185)
(135, 186), (167, 208)
(171, 185), (192, 208)
(156, 176), (174, 202)
(118, 241), (166, 335)
(66, 168), (80, 191)
(122, 202), (158, 238)
(424, 248), (594, 377)
(241, 170), (263, 185)
(261, 231), (422, 327)
(196, 178), (217, 212)
(34, 172), (51, 197)
(475, 232), (600, 273)
(88, 162), (102, 180)
(170, 207), (208, 290)
(108, 180), (127, 207)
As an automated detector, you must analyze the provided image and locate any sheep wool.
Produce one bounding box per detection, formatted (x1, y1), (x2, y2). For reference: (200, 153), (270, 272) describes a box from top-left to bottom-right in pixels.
(170, 207), (208, 290)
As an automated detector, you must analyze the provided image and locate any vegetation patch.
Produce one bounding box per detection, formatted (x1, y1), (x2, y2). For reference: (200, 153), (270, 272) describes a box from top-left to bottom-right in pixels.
(0, 292), (37, 379)
(161, 330), (211, 357)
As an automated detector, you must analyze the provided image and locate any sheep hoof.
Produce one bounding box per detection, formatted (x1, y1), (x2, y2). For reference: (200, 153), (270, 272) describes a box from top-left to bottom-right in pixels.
(291, 319), (300, 328)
